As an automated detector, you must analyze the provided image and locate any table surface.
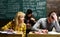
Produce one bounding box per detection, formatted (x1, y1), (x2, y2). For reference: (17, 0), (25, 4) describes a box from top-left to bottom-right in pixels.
(28, 31), (60, 37)
(0, 31), (22, 37)
(27, 34), (60, 37)
(0, 31), (60, 37)
(0, 34), (22, 37)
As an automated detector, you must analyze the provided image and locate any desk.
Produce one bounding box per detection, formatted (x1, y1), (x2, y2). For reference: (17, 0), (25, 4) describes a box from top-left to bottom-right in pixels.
(28, 31), (60, 37)
(0, 34), (22, 37)
(27, 34), (60, 37)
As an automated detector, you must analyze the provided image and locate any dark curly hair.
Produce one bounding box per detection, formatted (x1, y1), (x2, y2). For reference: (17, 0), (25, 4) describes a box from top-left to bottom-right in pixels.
(48, 11), (56, 17)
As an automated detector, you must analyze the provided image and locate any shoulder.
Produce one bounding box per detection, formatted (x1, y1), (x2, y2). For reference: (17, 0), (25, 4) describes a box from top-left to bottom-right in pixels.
(22, 23), (26, 26)
(39, 18), (47, 21)
(22, 23), (26, 28)
(7, 21), (13, 24)
(37, 18), (47, 23)
(6, 21), (15, 26)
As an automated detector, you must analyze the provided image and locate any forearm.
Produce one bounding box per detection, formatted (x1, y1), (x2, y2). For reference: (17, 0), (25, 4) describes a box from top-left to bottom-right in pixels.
(32, 25), (42, 31)
(1, 26), (9, 31)
(55, 21), (60, 32)
(32, 18), (42, 31)
(1, 21), (12, 31)
(32, 27), (41, 31)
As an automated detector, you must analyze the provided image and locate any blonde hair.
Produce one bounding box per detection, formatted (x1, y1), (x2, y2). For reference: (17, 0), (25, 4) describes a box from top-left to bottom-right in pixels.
(14, 11), (25, 25)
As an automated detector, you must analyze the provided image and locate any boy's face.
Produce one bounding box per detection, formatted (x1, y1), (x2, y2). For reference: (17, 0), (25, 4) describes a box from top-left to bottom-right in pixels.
(49, 12), (57, 22)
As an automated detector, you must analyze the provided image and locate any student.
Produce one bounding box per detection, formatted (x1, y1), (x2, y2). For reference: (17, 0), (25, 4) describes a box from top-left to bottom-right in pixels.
(1, 12), (26, 37)
(32, 11), (60, 34)
(24, 9), (36, 33)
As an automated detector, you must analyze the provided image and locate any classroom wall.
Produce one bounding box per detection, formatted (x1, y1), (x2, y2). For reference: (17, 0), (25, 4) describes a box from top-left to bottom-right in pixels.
(47, 0), (60, 16)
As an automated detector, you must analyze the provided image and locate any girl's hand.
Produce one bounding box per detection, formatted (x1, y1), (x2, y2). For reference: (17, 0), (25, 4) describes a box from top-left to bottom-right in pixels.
(31, 18), (35, 21)
(6, 29), (14, 32)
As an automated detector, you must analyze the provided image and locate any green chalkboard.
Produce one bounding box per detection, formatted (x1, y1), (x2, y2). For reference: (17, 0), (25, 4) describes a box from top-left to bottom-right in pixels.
(0, 0), (23, 19)
(0, 0), (46, 20)
(0, 0), (7, 19)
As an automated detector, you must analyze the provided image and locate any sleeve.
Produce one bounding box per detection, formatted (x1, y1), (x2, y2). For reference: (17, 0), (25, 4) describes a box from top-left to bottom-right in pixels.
(22, 24), (26, 37)
(1, 21), (12, 31)
(54, 21), (60, 32)
(23, 24), (26, 34)
(32, 19), (42, 31)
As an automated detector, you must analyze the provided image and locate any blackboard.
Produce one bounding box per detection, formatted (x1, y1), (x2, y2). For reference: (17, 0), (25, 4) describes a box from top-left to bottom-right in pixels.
(0, 0), (23, 19)
(0, 0), (46, 20)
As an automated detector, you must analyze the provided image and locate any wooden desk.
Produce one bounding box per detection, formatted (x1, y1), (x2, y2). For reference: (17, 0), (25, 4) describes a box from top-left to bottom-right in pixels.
(0, 34), (22, 37)
(27, 34), (60, 37)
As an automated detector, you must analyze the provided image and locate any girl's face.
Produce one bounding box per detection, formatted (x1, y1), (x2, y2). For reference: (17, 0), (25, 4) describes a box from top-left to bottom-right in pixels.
(18, 16), (25, 22)
(28, 14), (32, 17)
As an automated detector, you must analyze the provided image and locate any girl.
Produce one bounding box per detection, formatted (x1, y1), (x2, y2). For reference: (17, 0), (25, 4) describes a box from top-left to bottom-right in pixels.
(24, 9), (36, 34)
(2, 12), (26, 37)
